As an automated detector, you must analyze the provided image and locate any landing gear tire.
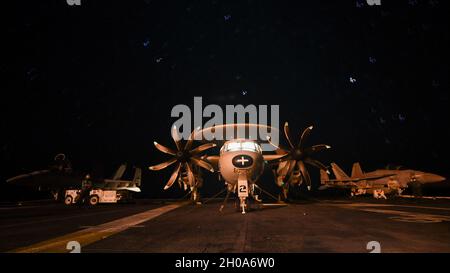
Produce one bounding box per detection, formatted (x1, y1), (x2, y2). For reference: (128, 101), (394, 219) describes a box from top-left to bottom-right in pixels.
(64, 196), (73, 206)
(88, 195), (99, 206)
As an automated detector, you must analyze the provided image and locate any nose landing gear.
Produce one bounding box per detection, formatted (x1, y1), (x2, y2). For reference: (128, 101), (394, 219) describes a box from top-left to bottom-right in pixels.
(237, 173), (249, 214)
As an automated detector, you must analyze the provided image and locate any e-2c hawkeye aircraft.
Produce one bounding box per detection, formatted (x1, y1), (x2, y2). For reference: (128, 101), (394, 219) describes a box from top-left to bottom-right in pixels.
(319, 162), (446, 198)
(149, 122), (331, 214)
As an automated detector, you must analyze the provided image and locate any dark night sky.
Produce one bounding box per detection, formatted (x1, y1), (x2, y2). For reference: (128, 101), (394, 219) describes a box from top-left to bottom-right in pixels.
(2, 0), (449, 198)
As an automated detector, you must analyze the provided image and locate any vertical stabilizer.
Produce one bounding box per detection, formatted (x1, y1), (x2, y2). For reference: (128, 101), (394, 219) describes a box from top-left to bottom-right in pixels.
(331, 163), (349, 180)
(133, 167), (142, 187)
(320, 169), (329, 185)
(351, 162), (364, 178)
(112, 164), (127, 180)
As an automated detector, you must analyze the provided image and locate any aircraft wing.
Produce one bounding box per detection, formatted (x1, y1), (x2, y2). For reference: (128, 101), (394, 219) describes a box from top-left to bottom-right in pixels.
(101, 179), (140, 190)
(112, 164), (127, 180)
(263, 154), (288, 163)
(205, 155), (220, 171)
(318, 183), (357, 190)
(116, 186), (141, 192)
(322, 178), (363, 183)
(321, 179), (359, 185)
(362, 173), (396, 180)
(318, 182), (374, 190)
(322, 173), (395, 183)
(7, 170), (51, 183)
(6, 170), (82, 190)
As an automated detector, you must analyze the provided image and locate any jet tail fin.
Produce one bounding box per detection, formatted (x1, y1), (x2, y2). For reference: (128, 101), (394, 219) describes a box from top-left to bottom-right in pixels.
(112, 164), (127, 180)
(133, 167), (142, 187)
(351, 162), (364, 178)
(320, 169), (329, 185)
(331, 163), (349, 180)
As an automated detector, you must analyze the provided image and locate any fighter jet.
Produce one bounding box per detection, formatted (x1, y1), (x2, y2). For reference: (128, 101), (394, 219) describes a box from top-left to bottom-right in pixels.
(148, 122), (331, 214)
(6, 154), (142, 202)
(319, 162), (446, 198)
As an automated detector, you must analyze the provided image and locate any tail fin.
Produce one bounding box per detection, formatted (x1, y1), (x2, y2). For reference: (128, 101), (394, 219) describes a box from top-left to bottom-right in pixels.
(320, 169), (329, 185)
(351, 162), (364, 178)
(112, 164), (127, 180)
(331, 163), (349, 180)
(133, 167), (142, 187)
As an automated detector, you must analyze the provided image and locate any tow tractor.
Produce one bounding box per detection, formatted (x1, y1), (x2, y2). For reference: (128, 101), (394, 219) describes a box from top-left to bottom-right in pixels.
(64, 188), (135, 206)
(62, 166), (142, 206)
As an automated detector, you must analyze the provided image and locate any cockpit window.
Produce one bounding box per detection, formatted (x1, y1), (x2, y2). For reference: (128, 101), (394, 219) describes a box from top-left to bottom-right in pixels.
(221, 141), (262, 153)
(241, 142), (256, 151)
(226, 142), (241, 152)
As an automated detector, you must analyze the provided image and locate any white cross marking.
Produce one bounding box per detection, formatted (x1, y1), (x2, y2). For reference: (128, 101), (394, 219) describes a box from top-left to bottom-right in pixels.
(236, 156), (249, 166)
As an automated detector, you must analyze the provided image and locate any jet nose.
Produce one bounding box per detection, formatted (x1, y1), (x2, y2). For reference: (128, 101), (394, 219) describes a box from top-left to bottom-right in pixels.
(420, 174), (446, 183)
(433, 175), (446, 183)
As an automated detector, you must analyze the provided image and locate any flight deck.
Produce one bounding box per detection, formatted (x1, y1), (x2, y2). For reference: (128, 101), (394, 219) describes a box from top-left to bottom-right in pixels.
(2, 198), (449, 253)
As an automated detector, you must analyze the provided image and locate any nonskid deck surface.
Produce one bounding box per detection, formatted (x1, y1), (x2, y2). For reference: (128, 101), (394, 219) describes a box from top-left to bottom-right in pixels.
(1, 198), (450, 253)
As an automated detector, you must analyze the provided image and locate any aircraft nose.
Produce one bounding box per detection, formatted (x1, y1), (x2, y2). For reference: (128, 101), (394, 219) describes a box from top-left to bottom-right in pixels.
(433, 175), (446, 182)
(422, 174), (446, 183)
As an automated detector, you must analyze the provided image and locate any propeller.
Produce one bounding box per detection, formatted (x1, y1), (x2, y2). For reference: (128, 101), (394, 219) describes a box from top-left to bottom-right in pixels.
(267, 122), (331, 190)
(149, 126), (216, 191)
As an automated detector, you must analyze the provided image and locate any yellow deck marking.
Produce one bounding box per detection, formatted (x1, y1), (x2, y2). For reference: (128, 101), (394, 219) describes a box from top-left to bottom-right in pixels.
(325, 202), (450, 223)
(399, 195), (450, 200)
(322, 201), (450, 211)
(357, 208), (450, 223)
(10, 202), (187, 253)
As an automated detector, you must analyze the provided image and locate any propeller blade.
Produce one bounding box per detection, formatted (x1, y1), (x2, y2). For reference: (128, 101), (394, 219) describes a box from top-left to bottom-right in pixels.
(278, 162), (290, 177)
(266, 135), (283, 151)
(190, 157), (215, 172)
(171, 125), (183, 151)
(153, 141), (176, 155)
(190, 143), (217, 155)
(186, 163), (195, 187)
(184, 127), (201, 151)
(278, 160), (296, 177)
(178, 176), (183, 188)
(298, 161), (312, 188)
(266, 136), (289, 155)
(286, 160), (297, 176)
(305, 158), (329, 172)
(268, 153), (292, 165)
(305, 144), (331, 155)
(149, 158), (177, 171)
(298, 126), (313, 150)
(283, 122), (295, 149)
(164, 163), (182, 190)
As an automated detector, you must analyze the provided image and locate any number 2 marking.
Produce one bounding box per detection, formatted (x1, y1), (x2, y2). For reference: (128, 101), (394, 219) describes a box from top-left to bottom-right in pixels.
(66, 241), (81, 253)
(367, 241), (381, 253)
